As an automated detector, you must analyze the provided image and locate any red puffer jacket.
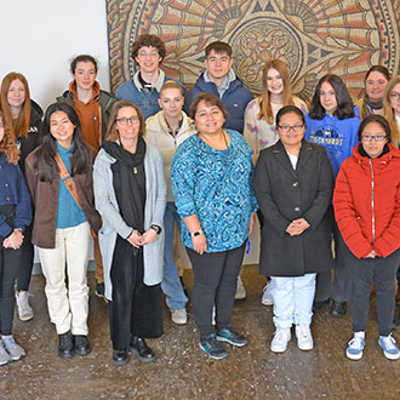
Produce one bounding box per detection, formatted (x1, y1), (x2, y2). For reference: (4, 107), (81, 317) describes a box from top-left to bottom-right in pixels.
(333, 143), (400, 258)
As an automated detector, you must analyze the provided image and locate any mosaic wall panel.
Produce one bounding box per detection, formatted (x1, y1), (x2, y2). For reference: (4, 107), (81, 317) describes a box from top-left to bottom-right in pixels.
(106, 0), (400, 101)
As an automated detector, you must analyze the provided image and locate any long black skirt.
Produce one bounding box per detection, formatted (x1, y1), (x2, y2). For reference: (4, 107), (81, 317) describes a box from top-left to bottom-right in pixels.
(108, 236), (163, 351)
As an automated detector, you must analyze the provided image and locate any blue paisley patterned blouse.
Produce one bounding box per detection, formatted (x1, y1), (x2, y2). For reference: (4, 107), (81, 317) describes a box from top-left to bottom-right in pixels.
(171, 129), (258, 252)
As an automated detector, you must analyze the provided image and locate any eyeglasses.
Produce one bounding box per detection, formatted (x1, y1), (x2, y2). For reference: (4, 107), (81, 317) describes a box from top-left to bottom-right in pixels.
(361, 135), (387, 142)
(116, 116), (139, 126)
(137, 51), (160, 59)
(277, 124), (304, 133)
(390, 92), (400, 100)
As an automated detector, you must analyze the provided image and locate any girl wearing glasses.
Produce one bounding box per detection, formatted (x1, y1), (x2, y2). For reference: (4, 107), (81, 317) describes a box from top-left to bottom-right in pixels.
(305, 74), (360, 317)
(0, 72), (43, 322)
(93, 100), (166, 366)
(244, 60), (308, 306)
(383, 76), (400, 329)
(254, 105), (333, 353)
(333, 115), (400, 360)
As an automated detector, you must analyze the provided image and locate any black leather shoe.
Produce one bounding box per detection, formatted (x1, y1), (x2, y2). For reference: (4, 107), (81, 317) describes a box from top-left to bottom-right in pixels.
(330, 300), (347, 317)
(129, 336), (155, 362)
(112, 349), (128, 366)
(58, 331), (74, 359)
(74, 335), (91, 356)
(313, 298), (330, 311)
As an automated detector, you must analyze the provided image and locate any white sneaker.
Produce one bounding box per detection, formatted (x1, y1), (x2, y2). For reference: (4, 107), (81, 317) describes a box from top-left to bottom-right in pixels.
(171, 308), (187, 325)
(270, 328), (291, 353)
(295, 325), (314, 351)
(346, 333), (365, 360)
(235, 275), (246, 300)
(2, 336), (25, 361)
(15, 291), (34, 321)
(378, 334), (400, 360)
(0, 340), (10, 366)
(261, 282), (273, 306)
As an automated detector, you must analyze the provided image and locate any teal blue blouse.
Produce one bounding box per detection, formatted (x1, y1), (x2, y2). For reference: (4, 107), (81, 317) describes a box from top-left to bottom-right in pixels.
(171, 129), (257, 252)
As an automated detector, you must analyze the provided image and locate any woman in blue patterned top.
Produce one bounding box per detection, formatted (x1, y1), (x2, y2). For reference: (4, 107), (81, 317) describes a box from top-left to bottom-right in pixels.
(171, 93), (257, 360)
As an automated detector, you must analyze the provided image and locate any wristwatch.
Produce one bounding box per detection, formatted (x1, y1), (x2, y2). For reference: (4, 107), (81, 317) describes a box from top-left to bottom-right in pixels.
(150, 224), (162, 235)
(191, 229), (203, 238)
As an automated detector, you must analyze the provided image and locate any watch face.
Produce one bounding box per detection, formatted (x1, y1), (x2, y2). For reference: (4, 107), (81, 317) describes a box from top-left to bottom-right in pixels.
(151, 224), (161, 234)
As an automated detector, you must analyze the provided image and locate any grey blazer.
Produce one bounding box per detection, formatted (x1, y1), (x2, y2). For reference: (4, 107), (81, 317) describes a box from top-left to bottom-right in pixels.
(93, 142), (167, 301)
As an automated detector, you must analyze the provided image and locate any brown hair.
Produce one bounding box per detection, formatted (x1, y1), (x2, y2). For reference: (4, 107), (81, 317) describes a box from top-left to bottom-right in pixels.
(131, 34), (166, 62)
(0, 72), (31, 139)
(160, 80), (184, 96)
(70, 54), (98, 74)
(189, 92), (228, 120)
(205, 41), (232, 58)
(0, 111), (19, 164)
(259, 60), (295, 124)
(383, 75), (400, 148)
(105, 100), (146, 142)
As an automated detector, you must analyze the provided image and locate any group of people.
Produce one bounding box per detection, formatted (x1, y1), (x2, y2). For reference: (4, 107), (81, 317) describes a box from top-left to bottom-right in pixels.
(1, 33), (400, 367)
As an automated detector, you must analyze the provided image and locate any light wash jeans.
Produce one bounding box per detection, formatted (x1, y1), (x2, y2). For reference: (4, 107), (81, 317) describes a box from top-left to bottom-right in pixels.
(39, 221), (90, 335)
(271, 273), (316, 329)
(161, 202), (188, 310)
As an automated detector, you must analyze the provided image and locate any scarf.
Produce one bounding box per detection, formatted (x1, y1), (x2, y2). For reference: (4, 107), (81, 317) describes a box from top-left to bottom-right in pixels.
(102, 138), (146, 232)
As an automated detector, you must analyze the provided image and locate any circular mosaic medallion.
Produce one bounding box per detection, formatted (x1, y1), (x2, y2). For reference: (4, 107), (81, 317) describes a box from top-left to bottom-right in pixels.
(229, 17), (303, 93)
(107, 0), (400, 100)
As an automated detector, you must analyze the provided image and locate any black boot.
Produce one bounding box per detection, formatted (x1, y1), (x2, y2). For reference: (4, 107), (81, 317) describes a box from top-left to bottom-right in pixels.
(330, 300), (347, 317)
(112, 349), (128, 366)
(74, 335), (91, 356)
(58, 331), (74, 359)
(129, 336), (155, 362)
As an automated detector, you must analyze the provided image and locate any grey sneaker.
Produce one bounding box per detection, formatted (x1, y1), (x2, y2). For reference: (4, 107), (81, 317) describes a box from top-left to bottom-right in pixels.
(0, 340), (10, 366)
(15, 291), (34, 321)
(2, 336), (25, 361)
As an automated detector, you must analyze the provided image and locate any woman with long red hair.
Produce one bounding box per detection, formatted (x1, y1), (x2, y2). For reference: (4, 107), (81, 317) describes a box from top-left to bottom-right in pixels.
(0, 110), (32, 365)
(0, 72), (42, 322)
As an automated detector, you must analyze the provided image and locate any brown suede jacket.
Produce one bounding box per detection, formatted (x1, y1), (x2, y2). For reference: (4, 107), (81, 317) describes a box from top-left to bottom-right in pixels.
(25, 146), (101, 248)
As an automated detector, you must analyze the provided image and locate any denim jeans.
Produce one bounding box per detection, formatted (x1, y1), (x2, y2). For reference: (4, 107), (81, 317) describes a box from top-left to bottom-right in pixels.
(161, 202), (188, 311)
(271, 273), (316, 329)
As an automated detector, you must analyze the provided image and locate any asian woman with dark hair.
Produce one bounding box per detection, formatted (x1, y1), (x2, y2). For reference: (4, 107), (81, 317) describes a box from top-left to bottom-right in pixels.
(334, 115), (400, 360)
(254, 105), (333, 353)
(25, 103), (101, 359)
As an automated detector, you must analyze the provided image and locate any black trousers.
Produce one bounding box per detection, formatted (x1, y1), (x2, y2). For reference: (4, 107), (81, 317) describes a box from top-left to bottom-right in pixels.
(15, 225), (34, 292)
(315, 216), (351, 302)
(108, 236), (163, 351)
(350, 249), (400, 336)
(0, 241), (24, 335)
(187, 243), (246, 339)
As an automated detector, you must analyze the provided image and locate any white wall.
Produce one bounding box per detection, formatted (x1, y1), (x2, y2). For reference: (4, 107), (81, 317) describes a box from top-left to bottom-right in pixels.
(0, 1), (262, 268)
(0, 0), (110, 111)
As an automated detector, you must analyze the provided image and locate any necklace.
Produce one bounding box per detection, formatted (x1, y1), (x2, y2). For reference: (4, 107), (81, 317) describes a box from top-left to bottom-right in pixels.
(199, 130), (229, 150)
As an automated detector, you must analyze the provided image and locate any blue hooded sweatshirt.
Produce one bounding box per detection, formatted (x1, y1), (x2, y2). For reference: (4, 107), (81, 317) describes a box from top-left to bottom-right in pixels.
(305, 107), (360, 177)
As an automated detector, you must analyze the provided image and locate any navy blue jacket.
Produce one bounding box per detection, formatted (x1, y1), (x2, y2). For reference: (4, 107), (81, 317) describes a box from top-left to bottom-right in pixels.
(0, 154), (32, 238)
(184, 73), (253, 133)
